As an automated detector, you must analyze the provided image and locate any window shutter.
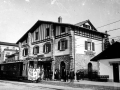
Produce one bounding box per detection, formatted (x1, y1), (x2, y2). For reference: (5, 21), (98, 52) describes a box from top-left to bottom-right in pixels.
(23, 49), (24, 56)
(37, 46), (39, 53)
(33, 47), (34, 54)
(65, 40), (68, 49)
(58, 41), (60, 50)
(25, 48), (28, 56)
(43, 44), (45, 53)
(49, 43), (51, 52)
(92, 42), (95, 51)
(27, 48), (28, 55)
(85, 41), (88, 50)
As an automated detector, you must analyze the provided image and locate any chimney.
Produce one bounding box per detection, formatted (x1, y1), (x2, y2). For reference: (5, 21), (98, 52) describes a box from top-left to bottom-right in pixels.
(58, 16), (62, 23)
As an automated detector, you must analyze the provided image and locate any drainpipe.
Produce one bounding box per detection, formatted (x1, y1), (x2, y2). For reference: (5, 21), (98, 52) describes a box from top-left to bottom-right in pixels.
(70, 27), (76, 79)
(51, 24), (55, 80)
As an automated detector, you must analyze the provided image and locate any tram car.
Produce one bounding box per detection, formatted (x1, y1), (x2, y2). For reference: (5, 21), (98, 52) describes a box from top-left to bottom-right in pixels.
(0, 61), (24, 80)
(0, 60), (42, 81)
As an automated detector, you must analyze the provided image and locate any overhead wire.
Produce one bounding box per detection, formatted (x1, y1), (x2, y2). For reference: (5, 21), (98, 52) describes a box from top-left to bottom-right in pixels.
(97, 19), (120, 29)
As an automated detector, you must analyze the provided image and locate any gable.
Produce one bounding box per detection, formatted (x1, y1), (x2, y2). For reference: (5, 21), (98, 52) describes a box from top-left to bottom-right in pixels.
(75, 20), (97, 31)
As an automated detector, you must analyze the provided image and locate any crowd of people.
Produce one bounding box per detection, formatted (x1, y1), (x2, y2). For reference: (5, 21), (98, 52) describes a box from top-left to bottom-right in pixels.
(54, 69), (75, 82)
(36, 68), (76, 82)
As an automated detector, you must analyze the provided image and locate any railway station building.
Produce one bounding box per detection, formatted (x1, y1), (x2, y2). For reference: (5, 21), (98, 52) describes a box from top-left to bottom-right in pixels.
(16, 17), (108, 79)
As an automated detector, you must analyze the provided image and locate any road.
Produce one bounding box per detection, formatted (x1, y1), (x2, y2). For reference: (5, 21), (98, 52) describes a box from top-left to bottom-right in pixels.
(0, 80), (92, 90)
(0, 80), (54, 90)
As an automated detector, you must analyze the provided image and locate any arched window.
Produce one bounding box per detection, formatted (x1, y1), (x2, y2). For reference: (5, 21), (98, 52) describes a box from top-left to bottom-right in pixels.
(58, 38), (68, 51)
(33, 46), (39, 55)
(23, 48), (28, 57)
(43, 42), (51, 54)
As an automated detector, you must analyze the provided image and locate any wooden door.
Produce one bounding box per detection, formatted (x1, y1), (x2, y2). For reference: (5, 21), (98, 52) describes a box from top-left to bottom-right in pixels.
(113, 64), (119, 82)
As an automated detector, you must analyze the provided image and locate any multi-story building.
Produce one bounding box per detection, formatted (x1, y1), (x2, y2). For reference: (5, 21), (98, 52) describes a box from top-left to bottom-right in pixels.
(17, 17), (107, 79)
(0, 41), (19, 63)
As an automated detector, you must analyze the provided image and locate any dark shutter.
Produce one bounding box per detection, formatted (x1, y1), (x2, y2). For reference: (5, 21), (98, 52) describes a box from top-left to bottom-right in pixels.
(37, 46), (39, 54)
(33, 47), (34, 54)
(27, 48), (28, 55)
(65, 40), (68, 49)
(85, 41), (88, 50)
(58, 41), (60, 50)
(23, 49), (24, 56)
(25, 48), (28, 56)
(92, 42), (95, 51)
(53, 25), (56, 36)
(43, 44), (45, 53)
(49, 43), (51, 52)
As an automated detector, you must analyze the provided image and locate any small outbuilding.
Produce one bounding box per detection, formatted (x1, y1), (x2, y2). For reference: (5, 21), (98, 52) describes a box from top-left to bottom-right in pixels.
(91, 42), (120, 82)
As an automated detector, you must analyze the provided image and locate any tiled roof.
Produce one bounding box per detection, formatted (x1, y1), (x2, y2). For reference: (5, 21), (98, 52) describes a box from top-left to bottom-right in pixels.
(16, 19), (106, 44)
(75, 19), (97, 31)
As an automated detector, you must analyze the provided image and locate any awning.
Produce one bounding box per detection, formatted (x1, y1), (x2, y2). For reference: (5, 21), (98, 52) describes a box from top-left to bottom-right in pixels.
(109, 61), (120, 65)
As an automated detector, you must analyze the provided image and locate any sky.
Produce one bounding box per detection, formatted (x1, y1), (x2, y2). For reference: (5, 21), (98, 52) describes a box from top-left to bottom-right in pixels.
(0, 0), (120, 43)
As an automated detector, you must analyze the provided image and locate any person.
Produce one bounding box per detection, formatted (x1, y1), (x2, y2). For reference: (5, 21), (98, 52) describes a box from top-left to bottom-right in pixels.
(70, 69), (75, 82)
(36, 67), (41, 83)
(48, 69), (52, 80)
(66, 70), (69, 82)
(41, 68), (44, 80)
(63, 69), (66, 82)
(58, 70), (60, 80)
(76, 70), (80, 82)
(44, 69), (47, 80)
(54, 69), (58, 80)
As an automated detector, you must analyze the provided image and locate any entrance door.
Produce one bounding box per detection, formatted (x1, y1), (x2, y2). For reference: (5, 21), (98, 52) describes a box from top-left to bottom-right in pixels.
(113, 64), (119, 82)
(60, 61), (65, 79)
(88, 62), (92, 80)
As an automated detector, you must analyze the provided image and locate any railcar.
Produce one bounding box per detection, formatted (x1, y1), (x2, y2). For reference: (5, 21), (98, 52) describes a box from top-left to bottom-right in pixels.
(0, 60), (46, 82)
(0, 62), (25, 80)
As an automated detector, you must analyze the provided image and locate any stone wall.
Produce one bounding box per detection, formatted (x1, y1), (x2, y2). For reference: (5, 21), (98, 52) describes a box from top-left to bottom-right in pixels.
(55, 55), (70, 71)
(75, 54), (98, 72)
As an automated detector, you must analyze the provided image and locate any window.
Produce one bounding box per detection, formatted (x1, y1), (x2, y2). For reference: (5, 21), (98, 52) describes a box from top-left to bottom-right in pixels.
(6, 52), (10, 56)
(35, 31), (39, 40)
(1, 65), (4, 71)
(43, 42), (51, 53)
(23, 48), (28, 56)
(46, 28), (50, 37)
(58, 39), (68, 51)
(61, 26), (65, 33)
(29, 61), (34, 68)
(33, 46), (39, 55)
(85, 41), (95, 51)
(23, 64), (26, 70)
(83, 24), (90, 29)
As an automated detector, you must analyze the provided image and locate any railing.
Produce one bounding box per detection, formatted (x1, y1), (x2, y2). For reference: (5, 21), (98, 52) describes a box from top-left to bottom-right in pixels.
(76, 69), (109, 82)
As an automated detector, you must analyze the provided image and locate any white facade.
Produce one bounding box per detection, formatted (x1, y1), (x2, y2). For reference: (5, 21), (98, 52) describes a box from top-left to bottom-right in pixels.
(99, 58), (120, 82)
(75, 35), (103, 72)
(54, 36), (70, 56)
